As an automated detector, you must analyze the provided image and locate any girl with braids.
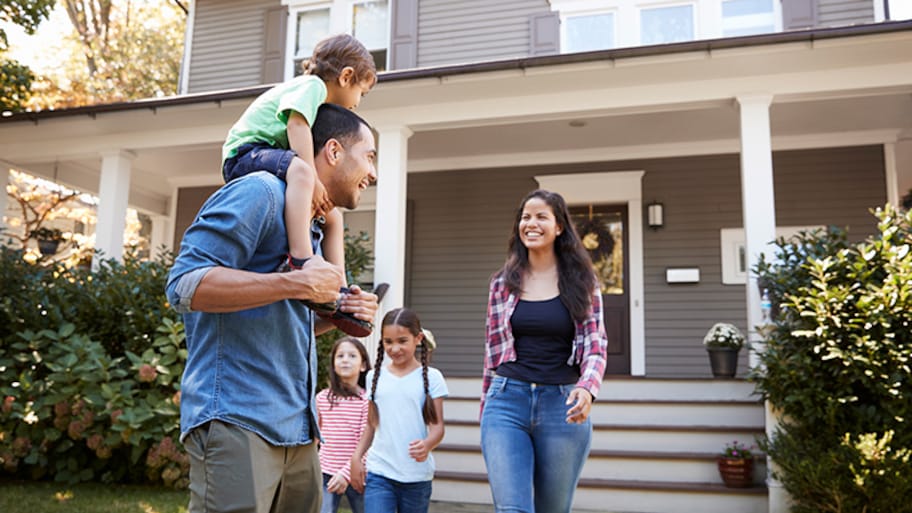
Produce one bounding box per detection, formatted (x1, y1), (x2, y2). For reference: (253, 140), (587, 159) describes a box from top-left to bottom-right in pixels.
(349, 308), (448, 513)
(480, 189), (608, 513)
(315, 337), (371, 513)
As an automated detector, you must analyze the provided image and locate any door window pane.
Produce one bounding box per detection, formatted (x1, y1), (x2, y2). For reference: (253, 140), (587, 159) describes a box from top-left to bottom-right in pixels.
(572, 208), (624, 295)
(640, 4), (694, 45)
(294, 8), (331, 75)
(565, 13), (615, 53)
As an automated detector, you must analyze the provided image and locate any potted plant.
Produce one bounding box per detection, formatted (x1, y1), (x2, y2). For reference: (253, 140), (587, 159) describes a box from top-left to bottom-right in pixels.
(717, 440), (754, 488)
(29, 227), (65, 256)
(703, 322), (745, 378)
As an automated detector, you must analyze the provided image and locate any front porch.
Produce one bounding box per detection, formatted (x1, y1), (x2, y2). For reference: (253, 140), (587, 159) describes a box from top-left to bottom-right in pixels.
(436, 377), (767, 513)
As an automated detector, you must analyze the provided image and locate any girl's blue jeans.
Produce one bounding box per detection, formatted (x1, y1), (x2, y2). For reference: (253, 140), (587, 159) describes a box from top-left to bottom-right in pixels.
(320, 472), (364, 513)
(480, 375), (592, 513)
(364, 472), (432, 513)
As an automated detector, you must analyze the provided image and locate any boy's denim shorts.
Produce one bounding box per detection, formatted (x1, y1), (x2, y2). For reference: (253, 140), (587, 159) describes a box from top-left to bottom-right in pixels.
(222, 143), (297, 183)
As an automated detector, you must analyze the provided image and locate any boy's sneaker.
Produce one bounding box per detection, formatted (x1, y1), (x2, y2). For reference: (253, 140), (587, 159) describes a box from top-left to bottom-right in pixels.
(276, 254), (341, 314)
(317, 283), (389, 338)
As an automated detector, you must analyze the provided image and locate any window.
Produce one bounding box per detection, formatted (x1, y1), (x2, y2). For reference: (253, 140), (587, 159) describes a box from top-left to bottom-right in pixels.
(720, 226), (821, 284)
(640, 4), (694, 45)
(721, 0), (776, 37)
(283, 0), (389, 79)
(564, 12), (616, 52)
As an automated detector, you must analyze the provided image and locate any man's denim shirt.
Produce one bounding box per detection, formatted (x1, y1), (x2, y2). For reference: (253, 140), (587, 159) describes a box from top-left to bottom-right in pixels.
(165, 172), (323, 446)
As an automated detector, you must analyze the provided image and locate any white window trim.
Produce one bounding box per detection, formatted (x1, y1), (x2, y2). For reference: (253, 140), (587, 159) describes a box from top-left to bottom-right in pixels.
(281, 0), (389, 80)
(720, 225), (822, 285)
(549, 0), (781, 51)
(637, 1), (699, 45)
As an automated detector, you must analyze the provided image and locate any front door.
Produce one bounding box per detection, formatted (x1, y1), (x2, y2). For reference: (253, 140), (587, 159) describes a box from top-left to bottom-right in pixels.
(570, 204), (630, 375)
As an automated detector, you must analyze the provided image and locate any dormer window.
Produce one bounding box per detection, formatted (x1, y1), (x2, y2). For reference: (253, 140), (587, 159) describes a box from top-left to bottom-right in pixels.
(283, 0), (389, 79)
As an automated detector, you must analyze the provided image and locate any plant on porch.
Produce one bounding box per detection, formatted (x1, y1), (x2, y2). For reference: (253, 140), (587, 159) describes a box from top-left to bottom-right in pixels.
(717, 440), (755, 488)
(703, 322), (744, 378)
(753, 206), (912, 513)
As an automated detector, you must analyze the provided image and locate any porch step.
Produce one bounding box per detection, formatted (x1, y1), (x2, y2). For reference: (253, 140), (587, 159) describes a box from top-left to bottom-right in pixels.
(435, 444), (767, 486)
(432, 378), (768, 513)
(433, 471), (767, 513)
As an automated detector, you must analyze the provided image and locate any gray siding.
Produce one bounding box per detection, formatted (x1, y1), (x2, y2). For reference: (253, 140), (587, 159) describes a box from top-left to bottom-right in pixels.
(817, 0), (875, 27)
(416, 0), (552, 67)
(409, 146), (885, 378)
(188, 0), (281, 93)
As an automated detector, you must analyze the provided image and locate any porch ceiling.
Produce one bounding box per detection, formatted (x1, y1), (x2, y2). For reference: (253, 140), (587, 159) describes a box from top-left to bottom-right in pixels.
(0, 28), (910, 215)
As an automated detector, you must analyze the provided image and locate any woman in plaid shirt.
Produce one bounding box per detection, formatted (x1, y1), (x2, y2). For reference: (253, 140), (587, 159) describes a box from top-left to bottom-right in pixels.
(480, 189), (608, 513)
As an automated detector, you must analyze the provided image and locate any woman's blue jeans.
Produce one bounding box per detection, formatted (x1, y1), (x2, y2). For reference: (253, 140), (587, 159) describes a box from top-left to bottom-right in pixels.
(364, 472), (432, 513)
(320, 473), (364, 513)
(480, 375), (592, 513)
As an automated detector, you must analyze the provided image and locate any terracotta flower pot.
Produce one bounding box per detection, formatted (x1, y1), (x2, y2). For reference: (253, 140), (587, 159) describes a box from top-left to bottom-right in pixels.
(717, 457), (754, 488)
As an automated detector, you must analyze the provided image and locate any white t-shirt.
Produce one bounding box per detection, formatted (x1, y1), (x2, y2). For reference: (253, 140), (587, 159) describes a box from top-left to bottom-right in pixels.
(365, 366), (448, 482)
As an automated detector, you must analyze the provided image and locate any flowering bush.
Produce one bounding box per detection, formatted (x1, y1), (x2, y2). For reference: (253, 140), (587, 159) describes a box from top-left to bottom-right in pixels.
(721, 440), (754, 460)
(703, 322), (745, 349)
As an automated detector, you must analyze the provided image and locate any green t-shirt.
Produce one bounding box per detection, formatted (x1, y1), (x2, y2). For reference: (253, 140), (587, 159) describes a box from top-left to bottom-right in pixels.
(222, 74), (327, 164)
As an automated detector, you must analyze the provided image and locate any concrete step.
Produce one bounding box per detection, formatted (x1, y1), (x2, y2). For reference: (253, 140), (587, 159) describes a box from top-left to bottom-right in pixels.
(435, 444), (767, 486)
(445, 395), (764, 428)
(432, 471), (768, 513)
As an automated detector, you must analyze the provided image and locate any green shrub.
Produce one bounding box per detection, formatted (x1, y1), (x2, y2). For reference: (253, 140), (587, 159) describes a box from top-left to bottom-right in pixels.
(0, 319), (186, 486)
(753, 206), (912, 512)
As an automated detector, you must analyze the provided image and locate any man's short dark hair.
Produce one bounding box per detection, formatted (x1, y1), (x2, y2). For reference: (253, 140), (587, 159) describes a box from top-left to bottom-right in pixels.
(312, 103), (371, 154)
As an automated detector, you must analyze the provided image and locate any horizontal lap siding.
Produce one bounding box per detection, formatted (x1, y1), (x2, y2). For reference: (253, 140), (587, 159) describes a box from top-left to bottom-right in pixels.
(188, 0), (280, 93)
(818, 0), (874, 26)
(416, 0), (551, 67)
(411, 146), (884, 378)
(643, 145), (884, 377)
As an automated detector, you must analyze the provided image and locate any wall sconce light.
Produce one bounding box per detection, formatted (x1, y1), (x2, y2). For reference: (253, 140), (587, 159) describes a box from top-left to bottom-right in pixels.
(647, 201), (664, 229)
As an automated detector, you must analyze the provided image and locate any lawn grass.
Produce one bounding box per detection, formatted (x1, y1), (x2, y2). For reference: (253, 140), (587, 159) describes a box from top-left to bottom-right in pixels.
(0, 480), (189, 513)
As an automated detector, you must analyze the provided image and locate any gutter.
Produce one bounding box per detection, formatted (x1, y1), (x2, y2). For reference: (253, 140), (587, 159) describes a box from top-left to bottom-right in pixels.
(3, 19), (912, 125)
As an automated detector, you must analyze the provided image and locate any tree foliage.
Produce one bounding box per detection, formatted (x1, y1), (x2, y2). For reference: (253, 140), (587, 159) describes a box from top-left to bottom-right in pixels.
(27, 0), (185, 109)
(0, 0), (55, 111)
(753, 206), (912, 512)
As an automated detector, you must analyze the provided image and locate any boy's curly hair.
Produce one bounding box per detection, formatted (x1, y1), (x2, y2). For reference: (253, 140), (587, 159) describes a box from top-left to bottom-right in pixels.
(302, 34), (377, 87)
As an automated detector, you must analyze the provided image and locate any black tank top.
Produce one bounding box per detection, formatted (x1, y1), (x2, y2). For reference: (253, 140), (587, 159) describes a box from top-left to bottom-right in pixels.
(496, 296), (580, 385)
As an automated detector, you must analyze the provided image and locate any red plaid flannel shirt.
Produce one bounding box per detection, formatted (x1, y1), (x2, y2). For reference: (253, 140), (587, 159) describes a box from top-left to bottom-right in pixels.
(481, 273), (608, 415)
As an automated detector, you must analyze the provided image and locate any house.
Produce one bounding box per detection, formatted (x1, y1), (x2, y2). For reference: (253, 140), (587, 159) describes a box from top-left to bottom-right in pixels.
(1, 1), (911, 511)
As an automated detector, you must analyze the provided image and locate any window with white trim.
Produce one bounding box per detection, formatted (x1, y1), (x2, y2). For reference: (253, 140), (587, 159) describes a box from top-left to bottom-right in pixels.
(640, 3), (695, 45)
(550, 0), (779, 53)
(282, 0), (389, 79)
(721, 0), (776, 37)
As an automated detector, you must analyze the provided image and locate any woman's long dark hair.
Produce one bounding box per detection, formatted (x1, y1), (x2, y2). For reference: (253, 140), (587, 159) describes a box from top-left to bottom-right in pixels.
(326, 336), (371, 408)
(499, 189), (596, 323)
(368, 308), (439, 428)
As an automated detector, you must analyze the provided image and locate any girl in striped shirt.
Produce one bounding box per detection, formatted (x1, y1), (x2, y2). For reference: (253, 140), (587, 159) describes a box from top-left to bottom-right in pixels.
(316, 337), (371, 513)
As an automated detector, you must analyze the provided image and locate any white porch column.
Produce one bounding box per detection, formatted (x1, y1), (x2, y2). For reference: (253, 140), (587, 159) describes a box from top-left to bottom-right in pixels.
(149, 214), (172, 259)
(737, 94), (786, 513)
(371, 125), (412, 350)
(95, 150), (135, 265)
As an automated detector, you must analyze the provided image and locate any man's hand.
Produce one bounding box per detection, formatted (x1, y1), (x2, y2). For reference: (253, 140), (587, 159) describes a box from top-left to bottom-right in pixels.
(338, 284), (379, 322)
(293, 256), (345, 304)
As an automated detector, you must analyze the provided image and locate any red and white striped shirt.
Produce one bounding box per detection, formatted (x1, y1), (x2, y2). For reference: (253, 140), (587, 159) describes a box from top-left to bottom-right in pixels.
(316, 388), (368, 481)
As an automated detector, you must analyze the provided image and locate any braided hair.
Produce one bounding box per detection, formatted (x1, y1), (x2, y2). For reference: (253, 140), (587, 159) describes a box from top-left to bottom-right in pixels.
(326, 337), (371, 409)
(368, 308), (439, 428)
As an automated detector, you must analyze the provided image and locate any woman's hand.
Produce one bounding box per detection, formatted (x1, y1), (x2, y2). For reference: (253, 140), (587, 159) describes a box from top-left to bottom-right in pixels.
(565, 387), (593, 424)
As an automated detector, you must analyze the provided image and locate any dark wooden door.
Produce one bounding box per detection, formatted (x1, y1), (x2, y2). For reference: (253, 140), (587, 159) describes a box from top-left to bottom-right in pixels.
(570, 204), (630, 375)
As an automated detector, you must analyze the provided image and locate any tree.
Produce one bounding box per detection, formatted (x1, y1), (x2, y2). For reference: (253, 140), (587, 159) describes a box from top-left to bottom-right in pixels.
(28, 0), (186, 109)
(0, 0), (55, 111)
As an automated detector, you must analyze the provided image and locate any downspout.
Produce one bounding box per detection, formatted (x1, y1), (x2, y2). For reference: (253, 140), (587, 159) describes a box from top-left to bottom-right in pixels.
(177, 0), (197, 95)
